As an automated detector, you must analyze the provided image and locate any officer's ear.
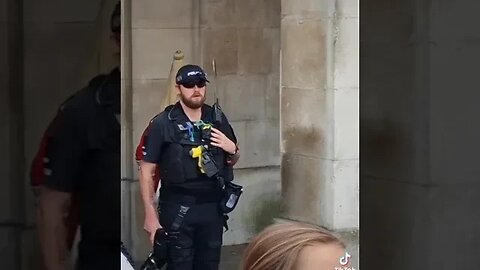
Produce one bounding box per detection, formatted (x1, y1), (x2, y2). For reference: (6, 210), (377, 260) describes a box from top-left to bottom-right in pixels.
(175, 84), (181, 94)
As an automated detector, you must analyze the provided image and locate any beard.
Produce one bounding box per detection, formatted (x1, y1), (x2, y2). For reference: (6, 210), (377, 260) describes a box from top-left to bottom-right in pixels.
(180, 92), (206, 109)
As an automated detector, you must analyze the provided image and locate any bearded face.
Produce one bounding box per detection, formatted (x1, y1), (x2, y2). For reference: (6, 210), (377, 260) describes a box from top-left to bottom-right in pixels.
(177, 80), (207, 109)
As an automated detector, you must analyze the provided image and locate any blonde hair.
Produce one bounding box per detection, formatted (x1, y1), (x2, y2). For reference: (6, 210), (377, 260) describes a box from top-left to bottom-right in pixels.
(242, 221), (345, 270)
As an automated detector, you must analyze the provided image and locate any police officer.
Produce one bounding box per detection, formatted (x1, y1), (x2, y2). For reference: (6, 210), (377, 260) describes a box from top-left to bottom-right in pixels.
(139, 64), (240, 270)
(36, 2), (121, 269)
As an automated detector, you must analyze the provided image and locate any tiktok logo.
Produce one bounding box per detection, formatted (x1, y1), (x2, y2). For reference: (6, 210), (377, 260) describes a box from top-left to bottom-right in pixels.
(340, 251), (351, 265)
(334, 252), (355, 270)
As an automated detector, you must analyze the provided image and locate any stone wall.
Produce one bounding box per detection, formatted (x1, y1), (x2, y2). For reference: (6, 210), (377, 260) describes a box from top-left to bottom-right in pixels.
(280, 0), (359, 230)
(127, 0), (281, 259)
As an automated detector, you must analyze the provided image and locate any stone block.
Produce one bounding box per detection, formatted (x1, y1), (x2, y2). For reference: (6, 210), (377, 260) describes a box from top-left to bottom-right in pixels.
(332, 160), (358, 229)
(281, 0), (335, 18)
(334, 18), (359, 90)
(223, 166), (281, 245)
(281, 154), (334, 228)
(264, 0), (281, 28)
(200, 0), (236, 27)
(235, 120), (280, 169)
(263, 28), (281, 75)
(281, 87), (334, 160)
(233, 0), (267, 27)
(281, 19), (329, 90)
(121, 180), (131, 247)
(228, 120), (246, 165)
(132, 29), (193, 80)
(132, 78), (167, 145)
(132, 0), (193, 29)
(265, 74), (280, 120)
(336, 0), (359, 18)
(238, 28), (273, 75)
(130, 181), (151, 261)
(216, 75), (266, 121)
(334, 88), (359, 160)
(202, 28), (238, 76)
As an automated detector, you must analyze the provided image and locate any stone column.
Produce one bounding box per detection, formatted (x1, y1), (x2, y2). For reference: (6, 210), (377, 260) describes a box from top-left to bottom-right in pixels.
(280, 0), (359, 230)
(121, 0), (133, 250)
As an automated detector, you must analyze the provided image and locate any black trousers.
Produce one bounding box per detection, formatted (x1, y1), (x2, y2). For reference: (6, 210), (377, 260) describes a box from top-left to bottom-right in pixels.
(159, 198), (224, 270)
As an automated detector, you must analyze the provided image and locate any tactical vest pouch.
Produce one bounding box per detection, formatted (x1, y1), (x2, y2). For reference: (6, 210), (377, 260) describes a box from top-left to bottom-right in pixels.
(201, 150), (219, 177)
(160, 144), (186, 184)
(219, 181), (243, 214)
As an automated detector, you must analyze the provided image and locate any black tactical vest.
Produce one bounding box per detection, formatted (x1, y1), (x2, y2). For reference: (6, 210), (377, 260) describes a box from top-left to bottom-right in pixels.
(158, 103), (234, 192)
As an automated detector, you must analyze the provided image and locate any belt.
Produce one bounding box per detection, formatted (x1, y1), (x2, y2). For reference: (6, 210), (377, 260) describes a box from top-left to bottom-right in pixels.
(160, 187), (222, 204)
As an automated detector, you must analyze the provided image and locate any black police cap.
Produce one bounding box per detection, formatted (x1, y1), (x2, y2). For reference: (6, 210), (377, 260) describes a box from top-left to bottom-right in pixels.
(175, 64), (210, 84)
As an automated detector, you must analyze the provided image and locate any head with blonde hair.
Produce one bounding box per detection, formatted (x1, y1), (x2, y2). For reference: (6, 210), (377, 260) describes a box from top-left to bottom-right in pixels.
(242, 221), (349, 270)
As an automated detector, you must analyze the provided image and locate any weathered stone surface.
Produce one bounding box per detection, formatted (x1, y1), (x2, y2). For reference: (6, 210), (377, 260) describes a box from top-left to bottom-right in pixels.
(233, 0), (268, 27)
(264, 28), (281, 75)
(238, 120), (281, 168)
(132, 79), (167, 144)
(281, 87), (333, 159)
(281, 19), (328, 90)
(336, 0), (359, 18)
(264, 0), (281, 28)
(334, 88), (358, 160)
(129, 181), (151, 260)
(216, 75), (266, 121)
(202, 28), (238, 75)
(132, 0), (193, 29)
(132, 29), (194, 80)
(238, 28), (273, 75)
(121, 180), (131, 247)
(266, 74), (280, 120)
(281, 0), (335, 18)
(334, 18), (359, 90)
(281, 154), (334, 228)
(200, 0), (236, 27)
(332, 159), (358, 229)
(223, 166), (281, 245)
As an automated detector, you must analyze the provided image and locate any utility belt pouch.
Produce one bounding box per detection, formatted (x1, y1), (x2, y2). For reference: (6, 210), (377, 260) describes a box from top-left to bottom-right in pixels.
(219, 181), (243, 214)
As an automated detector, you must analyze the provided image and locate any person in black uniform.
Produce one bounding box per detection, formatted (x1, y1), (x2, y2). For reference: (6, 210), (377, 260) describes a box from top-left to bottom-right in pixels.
(139, 64), (240, 270)
(35, 2), (121, 269)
